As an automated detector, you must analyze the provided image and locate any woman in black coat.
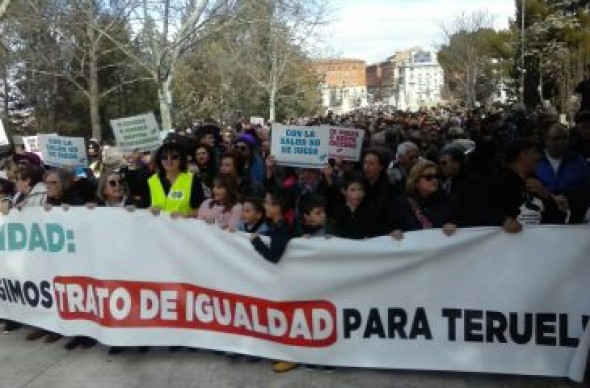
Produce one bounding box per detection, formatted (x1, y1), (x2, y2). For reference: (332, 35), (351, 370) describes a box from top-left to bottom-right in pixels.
(387, 160), (458, 240)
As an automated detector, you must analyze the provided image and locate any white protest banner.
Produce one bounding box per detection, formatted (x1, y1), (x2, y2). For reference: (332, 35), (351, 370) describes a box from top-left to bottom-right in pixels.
(37, 134), (87, 167)
(271, 124), (330, 168)
(22, 136), (43, 158)
(110, 113), (161, 153)
(0, 119), (9, 147)
(325, 126), (365, 161)
(0, 209), (588, 381)
(250, 117), (265, 126)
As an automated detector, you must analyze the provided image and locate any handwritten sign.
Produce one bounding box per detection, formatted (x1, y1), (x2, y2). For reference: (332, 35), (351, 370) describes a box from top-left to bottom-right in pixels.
(250, 117), (265, 126)
(38, 134), (87, 167)
(325, 126), (365, 161)
(270, 124), (329, 168)
(110, 113), (161, 153)
(22, 136), (43, 159)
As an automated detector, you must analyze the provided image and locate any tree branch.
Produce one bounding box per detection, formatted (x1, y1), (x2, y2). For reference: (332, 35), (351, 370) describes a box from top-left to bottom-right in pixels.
(100, 77), (152, 98)
(0, 0), (10, 20)
(28, 69), (89, 98)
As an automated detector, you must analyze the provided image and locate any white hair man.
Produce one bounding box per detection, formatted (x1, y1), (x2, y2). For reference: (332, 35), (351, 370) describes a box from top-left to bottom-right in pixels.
(387, 141), (422, 188)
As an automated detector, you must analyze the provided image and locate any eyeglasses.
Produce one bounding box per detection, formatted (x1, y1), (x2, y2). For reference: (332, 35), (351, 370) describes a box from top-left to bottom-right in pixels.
(420, 174), (438, 182)
(108, 179), (124, 187)
(161, 154), (180, 161)
(234, 144), (248, 151)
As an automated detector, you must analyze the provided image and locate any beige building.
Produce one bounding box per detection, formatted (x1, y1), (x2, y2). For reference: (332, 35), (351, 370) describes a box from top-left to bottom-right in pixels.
(313, 59), (367, 114)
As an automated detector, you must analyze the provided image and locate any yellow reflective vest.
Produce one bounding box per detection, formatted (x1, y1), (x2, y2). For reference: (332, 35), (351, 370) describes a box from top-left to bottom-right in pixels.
(148, 172), (194, 215)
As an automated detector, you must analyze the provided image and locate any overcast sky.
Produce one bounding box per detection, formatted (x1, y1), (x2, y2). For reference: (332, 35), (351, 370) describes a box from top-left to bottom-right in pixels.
(314, 0), (515, 63)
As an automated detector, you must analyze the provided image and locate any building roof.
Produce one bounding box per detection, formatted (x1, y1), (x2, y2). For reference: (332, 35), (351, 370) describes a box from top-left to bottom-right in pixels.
(313, 58), (366, 65)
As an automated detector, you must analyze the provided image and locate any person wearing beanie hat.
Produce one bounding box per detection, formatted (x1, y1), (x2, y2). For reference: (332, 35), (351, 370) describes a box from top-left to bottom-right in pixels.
(13, 152), (43, 167)
(233, 133), (264, 185)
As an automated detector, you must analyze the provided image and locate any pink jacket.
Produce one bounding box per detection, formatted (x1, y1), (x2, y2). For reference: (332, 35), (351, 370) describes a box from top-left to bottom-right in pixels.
(197, 199), (243, 230)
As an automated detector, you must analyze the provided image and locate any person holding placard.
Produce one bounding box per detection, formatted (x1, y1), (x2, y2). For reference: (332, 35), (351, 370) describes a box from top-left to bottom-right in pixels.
(147, 142), (204, 217)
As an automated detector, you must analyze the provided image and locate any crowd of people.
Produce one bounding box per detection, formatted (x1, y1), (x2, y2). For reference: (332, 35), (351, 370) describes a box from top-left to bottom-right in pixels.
(1, 102), (590, 373)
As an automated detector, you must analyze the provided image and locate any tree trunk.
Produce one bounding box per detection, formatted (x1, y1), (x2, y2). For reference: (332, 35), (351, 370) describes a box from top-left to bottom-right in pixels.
(158, 77), (173, 130)
(88, 24), (101, 141)
(2, 48), (9, 123)
(0, 0), (10, 20)
(269, 86), (276, 123)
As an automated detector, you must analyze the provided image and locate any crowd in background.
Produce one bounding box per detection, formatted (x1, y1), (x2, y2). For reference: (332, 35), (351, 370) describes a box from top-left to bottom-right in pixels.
(0, 102), (590, 372)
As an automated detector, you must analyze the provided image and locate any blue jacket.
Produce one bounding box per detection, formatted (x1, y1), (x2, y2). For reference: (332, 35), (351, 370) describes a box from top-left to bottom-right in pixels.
(248, 155), (265, 185)
(535, 151), (590, 195)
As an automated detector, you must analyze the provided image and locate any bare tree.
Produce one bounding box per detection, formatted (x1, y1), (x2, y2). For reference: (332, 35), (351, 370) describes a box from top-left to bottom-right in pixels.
(438, 11), (496, 107)
(17, 0), (151, 140)
(232, 0), (327, 122)
(89, 0), (237, 130)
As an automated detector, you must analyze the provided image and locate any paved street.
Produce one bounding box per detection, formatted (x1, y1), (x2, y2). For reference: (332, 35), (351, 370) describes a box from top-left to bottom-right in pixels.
(0, 329), (585, 388)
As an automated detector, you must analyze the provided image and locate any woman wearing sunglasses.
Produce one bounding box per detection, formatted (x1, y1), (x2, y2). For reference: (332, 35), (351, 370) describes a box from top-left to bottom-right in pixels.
(81, 172), (145, 354)
(147, 142), (204, 217)
(95, 172), (139, 207)
(387, 160), (458, 240)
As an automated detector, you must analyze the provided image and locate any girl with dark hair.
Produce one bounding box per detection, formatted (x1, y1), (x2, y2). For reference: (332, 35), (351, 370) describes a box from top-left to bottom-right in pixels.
(147, 143), (204, 217)
(219, 151), (264, 197)
(250, 188), (293, 264)
(195, 124), (223, 166)
(192, 144), (217, 191)
(197, 174), (243, 230)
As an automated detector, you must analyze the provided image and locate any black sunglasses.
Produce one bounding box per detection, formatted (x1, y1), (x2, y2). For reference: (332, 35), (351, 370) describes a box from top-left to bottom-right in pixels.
(420, 174), (438, 181)
(107, 178), (124, 187)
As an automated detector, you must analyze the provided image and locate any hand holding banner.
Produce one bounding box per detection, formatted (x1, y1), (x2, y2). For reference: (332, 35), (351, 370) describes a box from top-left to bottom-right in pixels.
(0, 208), (588, 381)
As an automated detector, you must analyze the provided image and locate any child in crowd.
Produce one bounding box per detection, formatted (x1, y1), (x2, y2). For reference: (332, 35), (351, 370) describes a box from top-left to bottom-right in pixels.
(198, 174), (242, 230)
(250, 188), (292, 264)
(298, 194), (330, 238)
(249, 189), (297, 374)
(238, 196), (271, 235)
(332, 172), (371, 239)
